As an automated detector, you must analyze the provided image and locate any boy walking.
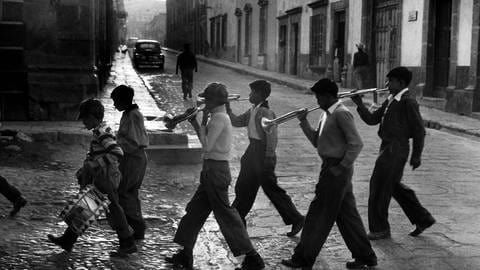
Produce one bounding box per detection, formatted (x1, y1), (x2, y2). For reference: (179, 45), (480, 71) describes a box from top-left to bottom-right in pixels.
(47, 99), (137, 256)
(351, 66), (435, 239)
(0, 111), (27, 217)
(111, 85), (149, 240)
(226, 79), (304, 236)
(0, 175), (27, 217)
(166, 83), (265, 270)
(281, 79), (377, 269)
(176, 43), (198, 100)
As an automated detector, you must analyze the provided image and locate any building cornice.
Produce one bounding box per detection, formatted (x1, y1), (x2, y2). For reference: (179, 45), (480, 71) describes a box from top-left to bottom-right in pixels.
(285, 6), (302, 15)
(307, 0), (328, 9)
(258, 0), (268, 7)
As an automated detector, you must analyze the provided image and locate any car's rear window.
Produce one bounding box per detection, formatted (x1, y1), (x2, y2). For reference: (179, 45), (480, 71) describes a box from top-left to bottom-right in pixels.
(136, 43), (160, 51)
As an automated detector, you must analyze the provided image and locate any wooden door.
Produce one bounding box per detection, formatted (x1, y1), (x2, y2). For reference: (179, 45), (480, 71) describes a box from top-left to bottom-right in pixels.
(432, 0), (451, 97)
(374, 1), (400, 87)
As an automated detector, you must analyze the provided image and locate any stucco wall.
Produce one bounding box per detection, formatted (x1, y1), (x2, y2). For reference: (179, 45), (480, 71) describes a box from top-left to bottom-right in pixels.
(401, 0), (424, 67)
(457, 0), (473, 66)
(348, 0), (362, 59)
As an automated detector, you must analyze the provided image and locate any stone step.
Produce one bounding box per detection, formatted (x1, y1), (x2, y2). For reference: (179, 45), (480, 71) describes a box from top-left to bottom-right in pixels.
(145, 135), (202, 165)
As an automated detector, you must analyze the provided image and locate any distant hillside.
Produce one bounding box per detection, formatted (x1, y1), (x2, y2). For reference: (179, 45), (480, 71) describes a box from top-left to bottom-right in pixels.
(124, 0), (165, 38)
(124, 0), (165, 14)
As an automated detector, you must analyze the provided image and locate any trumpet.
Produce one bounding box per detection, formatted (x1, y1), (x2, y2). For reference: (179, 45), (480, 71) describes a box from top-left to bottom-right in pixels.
(196, 94), (250, 105)
(164, 94), (250, 130)
(261, 87), (388, 132)
(163, 106), (204, 130)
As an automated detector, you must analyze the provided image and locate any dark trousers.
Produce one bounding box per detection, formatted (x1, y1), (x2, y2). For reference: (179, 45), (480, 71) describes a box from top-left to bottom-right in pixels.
(119, 149), (147, 235)
(292, 159), (376, 267)
(180, 69), (194, 98)
(368, 141), (432, 233)
(174, 160), (254, 256)
(94, 178), (133, 239)
(232, 140), (302, 225)
(0, 175), (22, 203)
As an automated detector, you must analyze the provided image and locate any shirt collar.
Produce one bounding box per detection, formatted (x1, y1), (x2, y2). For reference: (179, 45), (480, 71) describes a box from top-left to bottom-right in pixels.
(210, 105), (226, 114)
(327, 100), (342, 114)
(387, 88), (409, 102)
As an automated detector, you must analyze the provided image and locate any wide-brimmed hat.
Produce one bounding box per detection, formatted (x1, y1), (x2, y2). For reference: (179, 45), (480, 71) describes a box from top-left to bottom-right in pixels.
(198, 82), (229, 104)
(356, 43), (365, 50)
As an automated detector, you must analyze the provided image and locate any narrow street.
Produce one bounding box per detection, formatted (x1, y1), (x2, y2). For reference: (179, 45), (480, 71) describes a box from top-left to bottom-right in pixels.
(1, 51), (480, 269)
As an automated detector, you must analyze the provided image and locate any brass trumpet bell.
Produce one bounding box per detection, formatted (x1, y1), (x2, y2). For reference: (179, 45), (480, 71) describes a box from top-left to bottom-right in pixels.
(163, 107), (200, 130)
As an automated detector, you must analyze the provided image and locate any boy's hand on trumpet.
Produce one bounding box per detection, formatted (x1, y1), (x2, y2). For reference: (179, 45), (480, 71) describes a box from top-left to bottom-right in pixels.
(296, 108), (309, 122)
(350, 94), (363, 106)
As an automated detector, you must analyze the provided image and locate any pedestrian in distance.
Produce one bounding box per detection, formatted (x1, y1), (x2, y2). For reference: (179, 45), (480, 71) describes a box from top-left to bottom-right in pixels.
(176, 43), (198, 100)
(0, 175), (27, 217)
(110, 85), (149, 240)
(226, 79), (305, 236)
(47, 98), (137, 257)
(281, 78), (377, 269)
(353, 43), (370, 90)
(350, 66), (435, 240)
(0, 111), (27, 218)
(166, 83), (265, 270)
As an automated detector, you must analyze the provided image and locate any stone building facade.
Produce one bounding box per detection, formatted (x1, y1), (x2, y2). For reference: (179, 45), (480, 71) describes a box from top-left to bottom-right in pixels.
(166, 0), (480, 116)
(0, 0), (126, 120)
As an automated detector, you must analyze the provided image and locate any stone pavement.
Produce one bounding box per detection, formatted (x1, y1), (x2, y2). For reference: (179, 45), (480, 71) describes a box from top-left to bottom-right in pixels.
(1, 49), (480, 270)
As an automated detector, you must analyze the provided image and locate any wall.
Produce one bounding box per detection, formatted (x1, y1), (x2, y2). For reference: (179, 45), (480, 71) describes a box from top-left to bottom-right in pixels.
(401, 0), (423, 67)
(457, 0), (473, 66)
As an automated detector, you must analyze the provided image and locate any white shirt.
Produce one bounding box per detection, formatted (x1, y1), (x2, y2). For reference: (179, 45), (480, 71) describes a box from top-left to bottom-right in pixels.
(317, 101), (342, 137)
(247, 104), (261, 140)
(199, 105), (232, 161)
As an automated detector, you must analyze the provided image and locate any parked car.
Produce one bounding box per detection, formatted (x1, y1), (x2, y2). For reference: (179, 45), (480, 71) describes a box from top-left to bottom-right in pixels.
(132, 39), (165, 70)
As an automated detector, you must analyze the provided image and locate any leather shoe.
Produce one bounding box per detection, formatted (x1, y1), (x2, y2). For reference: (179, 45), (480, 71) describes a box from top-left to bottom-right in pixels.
(281, 258), (312, 269)
(287, 216), (305, 237)
(10, 197), (27, 217)
(235, 252), (265, 269)
(409, 217), (435, 236)
(367, 230), (390, 240)
(165, 249), (193, 269)
(346, 259), (377, 269)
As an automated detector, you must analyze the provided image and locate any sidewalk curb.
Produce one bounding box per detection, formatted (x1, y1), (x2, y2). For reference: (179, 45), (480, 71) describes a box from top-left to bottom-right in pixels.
(163, 47), (480, 138)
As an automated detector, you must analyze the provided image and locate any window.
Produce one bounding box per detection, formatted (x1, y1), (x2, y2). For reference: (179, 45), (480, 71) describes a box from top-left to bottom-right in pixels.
(258, 6), (267, 54)
(2, 1), (22, 21)
(309, 11), (327, 66)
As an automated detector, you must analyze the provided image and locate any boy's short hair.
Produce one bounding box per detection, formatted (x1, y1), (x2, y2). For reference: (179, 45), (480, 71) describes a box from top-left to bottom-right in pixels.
(387, 66), (412, 86)
(78, 98), (104, 121)
(249, 80), (271, 99)
(310, 78), (338, 97)
(198, 82), (228, 105)
(110, 85), (134, 103)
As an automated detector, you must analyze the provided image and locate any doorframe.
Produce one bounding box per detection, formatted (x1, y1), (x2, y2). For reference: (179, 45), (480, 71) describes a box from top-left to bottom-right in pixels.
(330, 0), (349, 76)
(471, 0), (480, 111)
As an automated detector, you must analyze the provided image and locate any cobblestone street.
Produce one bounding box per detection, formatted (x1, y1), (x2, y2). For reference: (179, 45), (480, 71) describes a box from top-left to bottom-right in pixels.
(1, 52), (480, 269)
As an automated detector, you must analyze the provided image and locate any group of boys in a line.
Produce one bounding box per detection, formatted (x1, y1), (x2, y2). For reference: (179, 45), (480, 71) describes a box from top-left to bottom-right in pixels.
(0, 65), (435, 269)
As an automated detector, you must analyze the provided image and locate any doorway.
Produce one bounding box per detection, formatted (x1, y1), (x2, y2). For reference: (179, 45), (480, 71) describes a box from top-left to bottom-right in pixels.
(426, 0), (452, 98)
(279, 23), (287, 73)
(333, 10), (346, 82)
(290, 22), (299, 75)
